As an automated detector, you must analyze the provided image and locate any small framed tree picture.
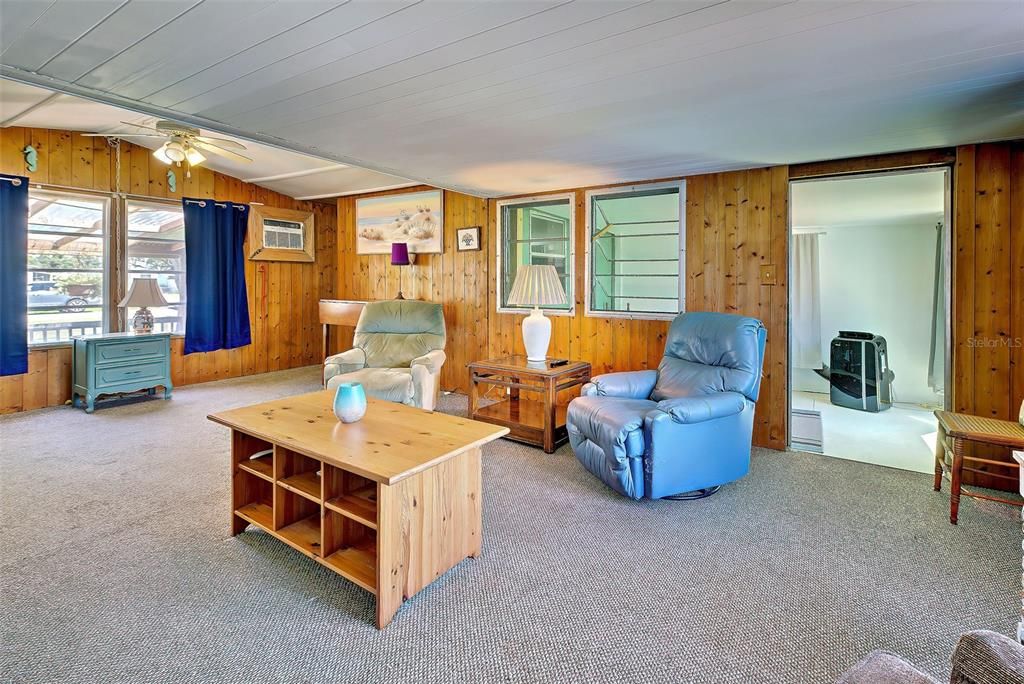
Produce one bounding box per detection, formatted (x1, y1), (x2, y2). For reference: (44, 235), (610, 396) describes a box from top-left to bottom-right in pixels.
(248, 205), (315, 262)
(457, 226), (481, 252)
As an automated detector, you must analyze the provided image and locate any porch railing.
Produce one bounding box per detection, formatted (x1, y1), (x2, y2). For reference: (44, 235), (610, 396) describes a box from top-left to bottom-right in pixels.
(28, 316), (181, 345)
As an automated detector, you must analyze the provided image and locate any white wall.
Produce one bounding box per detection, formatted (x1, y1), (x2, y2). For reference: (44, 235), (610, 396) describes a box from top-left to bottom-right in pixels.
(792, 220), (942, 406)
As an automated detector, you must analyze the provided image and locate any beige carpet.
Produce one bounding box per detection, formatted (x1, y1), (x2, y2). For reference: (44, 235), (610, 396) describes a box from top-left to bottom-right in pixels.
(1, 366), (1018, 683)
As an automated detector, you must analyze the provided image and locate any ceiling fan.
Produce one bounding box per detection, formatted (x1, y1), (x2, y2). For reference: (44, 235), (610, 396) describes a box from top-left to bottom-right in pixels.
(85, 120), (253, 169)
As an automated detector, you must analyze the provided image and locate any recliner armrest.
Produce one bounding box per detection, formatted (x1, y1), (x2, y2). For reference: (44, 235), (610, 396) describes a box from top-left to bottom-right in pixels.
(410, 350), (445, 411)
(951, 630), (1024, 684)
(654, 392), (746, 424)
(582, 370), (658, 400)
(410, 349), (446, 375)
(323, 348), (367, 386)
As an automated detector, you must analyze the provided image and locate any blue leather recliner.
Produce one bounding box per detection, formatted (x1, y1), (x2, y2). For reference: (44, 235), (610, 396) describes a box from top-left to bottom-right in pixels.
(566, 312), (767, 500)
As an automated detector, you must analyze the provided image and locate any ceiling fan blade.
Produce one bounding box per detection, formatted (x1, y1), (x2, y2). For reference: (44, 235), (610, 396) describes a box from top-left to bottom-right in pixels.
(117, 121), (166, 133)
(193, 135), (246, 150)
(82, 132), (166, 138)
(191, 140), (253, 163)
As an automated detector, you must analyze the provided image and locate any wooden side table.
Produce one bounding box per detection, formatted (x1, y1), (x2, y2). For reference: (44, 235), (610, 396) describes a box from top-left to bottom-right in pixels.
(468, 356), (591, 453)
(933, 410), (1024, 524)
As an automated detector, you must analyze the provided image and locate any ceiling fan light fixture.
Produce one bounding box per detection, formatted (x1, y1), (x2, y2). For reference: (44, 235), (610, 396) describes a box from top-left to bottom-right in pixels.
(184, 145), (205, 166)
(152, 144), (172, 165)
(163, 139), (187, 163)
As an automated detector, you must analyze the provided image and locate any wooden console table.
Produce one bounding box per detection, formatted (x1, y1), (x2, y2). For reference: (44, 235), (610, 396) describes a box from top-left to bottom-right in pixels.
(468, 356), (591, 453)
(208, 391), (507, 628)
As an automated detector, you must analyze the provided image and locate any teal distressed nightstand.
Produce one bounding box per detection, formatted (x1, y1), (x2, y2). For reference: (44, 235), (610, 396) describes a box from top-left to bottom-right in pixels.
(72, 332), (173, 413)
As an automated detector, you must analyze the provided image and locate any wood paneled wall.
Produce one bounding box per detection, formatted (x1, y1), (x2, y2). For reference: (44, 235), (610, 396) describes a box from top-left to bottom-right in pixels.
(6, 125), (1017, 474)
(952, 141), (1024, 486)
(333, 142), (1019, 461)
(336, 170), (789, 449)
(0, 126), (336, 414)
(484, 168), (790, 449)
(335, 186), (489, 393)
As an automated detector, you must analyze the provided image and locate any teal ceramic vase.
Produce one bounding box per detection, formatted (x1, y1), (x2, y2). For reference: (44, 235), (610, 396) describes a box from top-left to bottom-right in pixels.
(333, 382), (367, 423)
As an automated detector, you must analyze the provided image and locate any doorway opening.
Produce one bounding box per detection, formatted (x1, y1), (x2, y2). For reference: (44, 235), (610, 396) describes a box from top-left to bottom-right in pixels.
(788, 168), (950, 473)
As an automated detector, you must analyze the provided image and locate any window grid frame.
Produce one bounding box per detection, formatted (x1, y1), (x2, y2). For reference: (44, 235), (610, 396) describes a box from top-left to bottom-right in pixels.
(584, 181), (686, 321)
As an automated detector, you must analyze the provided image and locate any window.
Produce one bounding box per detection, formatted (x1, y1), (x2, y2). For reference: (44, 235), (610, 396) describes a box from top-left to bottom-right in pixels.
(497, 195), (573, 312)
(585, 183), (685, 318)
(27, 189), (109, 344)
(126, 199), (186, 334)
(25, 191), (189, 346)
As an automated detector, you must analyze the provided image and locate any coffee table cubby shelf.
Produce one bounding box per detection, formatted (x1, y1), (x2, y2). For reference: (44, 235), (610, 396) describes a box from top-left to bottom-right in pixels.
(232, 432), (380, 594)
(211, 393), (507, 629)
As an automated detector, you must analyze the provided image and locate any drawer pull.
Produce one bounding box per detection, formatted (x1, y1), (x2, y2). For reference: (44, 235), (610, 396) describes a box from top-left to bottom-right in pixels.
(124, 370), (142, 375)
(124, 348), (140, 352)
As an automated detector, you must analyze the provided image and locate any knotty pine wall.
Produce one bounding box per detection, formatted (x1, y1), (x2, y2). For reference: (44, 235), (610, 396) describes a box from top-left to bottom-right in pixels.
(335, 185), (489, 393)
(336, 169), (789, 450)
(0, 126), (336, 414)
(484, 167), (790, 450)
(951, 141), (1024, 488)
(335, 142), (1021, 464)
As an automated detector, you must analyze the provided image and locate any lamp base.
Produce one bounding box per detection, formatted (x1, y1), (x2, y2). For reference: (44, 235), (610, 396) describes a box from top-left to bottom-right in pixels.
(131, 307), (154, 334)
(522, 307), (551, 362)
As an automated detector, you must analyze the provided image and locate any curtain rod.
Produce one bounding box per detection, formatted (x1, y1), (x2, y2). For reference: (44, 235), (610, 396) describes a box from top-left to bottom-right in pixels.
(0, 175), (25, 185)
(183, 199), (247, 210)
(13, 180), (264, 207)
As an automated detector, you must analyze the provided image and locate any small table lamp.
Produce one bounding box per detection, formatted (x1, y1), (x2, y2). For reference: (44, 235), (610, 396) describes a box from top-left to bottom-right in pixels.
(506, 264), (567, 361)
(391, 242), (412, 300)
(120, 277), (168, 333)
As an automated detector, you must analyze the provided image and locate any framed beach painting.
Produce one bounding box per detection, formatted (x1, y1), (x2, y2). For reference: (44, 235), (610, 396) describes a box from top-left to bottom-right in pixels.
(356, 189), (443, 254)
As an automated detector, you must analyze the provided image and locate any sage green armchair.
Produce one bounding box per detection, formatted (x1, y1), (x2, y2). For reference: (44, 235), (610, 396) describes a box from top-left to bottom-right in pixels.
(323, 300), (446, 411)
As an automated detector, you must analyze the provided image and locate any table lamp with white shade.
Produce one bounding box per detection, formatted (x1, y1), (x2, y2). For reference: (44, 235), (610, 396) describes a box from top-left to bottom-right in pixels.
(505, 264), (567, 361)
(120, 277), (168, 333)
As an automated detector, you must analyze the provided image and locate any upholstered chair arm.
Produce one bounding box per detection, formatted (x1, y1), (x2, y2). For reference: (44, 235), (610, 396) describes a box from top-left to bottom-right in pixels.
(835, 651), (939, 684)
(323, 348), (367, 386)
(410, 349), (447, 374)
(654, 392), (746, 424)
(581, 370), (659, 399)
(950, 630), (1024, 684)
(410, 350), (446, 412)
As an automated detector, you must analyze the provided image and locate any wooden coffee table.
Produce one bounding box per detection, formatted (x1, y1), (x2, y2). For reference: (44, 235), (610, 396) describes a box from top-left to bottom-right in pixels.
(468, 356), (591, 453)
(208, 391), (508, 628)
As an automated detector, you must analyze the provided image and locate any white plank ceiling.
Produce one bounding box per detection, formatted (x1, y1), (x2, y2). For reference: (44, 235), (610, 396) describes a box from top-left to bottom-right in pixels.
(0, 79), (415, 199)
(1, 0), (1022, 198)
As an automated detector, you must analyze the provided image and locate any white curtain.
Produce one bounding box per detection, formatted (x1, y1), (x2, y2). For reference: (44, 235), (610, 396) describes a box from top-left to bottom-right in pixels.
(927, 222), (946, 393)
(791, 233), (823, 369)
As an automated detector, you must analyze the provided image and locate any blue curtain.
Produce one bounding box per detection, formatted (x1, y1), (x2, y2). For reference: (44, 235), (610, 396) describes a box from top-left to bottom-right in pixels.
(0, 175), (29, 376)
(182, 198), (251, 354)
